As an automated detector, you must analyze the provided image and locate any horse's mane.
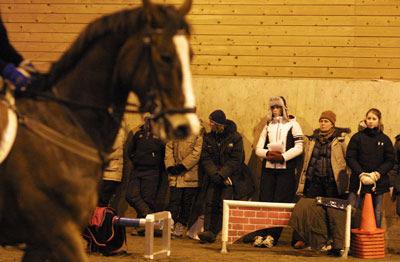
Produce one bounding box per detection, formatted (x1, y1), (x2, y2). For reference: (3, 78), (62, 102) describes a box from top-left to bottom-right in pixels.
(45, 8), (143, 89)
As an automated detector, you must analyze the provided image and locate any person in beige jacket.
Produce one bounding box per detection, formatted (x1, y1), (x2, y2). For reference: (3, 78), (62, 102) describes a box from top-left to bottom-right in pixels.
(165, 129), (204, 237)
(296, 111), (350, 199)
(293, 111), (350, 250)
(99, 120), (130, 207)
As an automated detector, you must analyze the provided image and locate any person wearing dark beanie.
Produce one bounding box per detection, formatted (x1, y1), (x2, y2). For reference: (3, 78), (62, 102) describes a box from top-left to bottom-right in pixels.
(209, 109), (226, 125)
(198, 110), (245, 243)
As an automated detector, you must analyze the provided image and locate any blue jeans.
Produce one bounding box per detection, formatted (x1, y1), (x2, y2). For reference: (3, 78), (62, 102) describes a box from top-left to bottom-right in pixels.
(348, 192), (383, 227)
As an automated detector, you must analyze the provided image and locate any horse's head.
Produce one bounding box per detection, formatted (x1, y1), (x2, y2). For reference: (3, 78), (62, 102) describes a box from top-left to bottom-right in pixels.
(115, 0), (199, 140)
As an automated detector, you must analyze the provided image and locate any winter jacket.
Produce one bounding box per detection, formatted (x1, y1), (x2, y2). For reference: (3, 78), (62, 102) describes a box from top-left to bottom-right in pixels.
(391, 135), (400, 192)
(201, 120), (243, 180)
(103, 121), (129, 182)
(200, 120), (254, 199)
(346, 127), (394, 194)
(297, 128), (351, 196)
(125, 125), (165, 172)
(256, 116), (304, 170)
(165, 133), (203, 188)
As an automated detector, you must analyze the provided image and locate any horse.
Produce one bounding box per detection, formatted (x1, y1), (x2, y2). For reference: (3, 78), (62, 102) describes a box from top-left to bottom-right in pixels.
(0, 0), (198, 260)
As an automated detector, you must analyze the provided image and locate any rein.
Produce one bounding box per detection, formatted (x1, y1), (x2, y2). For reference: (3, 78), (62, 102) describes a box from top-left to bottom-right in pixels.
(19, 116), (103, 164)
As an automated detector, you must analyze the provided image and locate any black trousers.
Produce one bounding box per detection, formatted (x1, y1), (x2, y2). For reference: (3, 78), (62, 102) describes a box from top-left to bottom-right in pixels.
(259, 168), (296, 243)
(125, 169), (160, 218)
(167, 187), (198, 226)
(204, 182), (233, 235)
(98, 180), (121, 207)
(304, 176), (339, 198)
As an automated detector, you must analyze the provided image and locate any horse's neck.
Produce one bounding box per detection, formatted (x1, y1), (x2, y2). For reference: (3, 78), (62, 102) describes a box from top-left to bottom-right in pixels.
(54, 37), (128, 152)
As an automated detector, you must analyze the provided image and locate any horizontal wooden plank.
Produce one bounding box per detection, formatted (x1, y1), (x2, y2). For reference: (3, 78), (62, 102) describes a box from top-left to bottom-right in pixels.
(5, 23), (86, 33)
(192, 55), (400, 68)
(192, 25), (400, 37)
(192, 35), (400, 48)
(24, 55), (400, 80)
(14, 42), (70, 52)
(3, 13), (400, 27)
(189, 15), (400, 27)
(191, 65), (400, 80)
(1, 13), (100, 24)
(7, 0), (400, 5)
(9, 33), (400, 49)
(3, 4), (400, 16)
(19, 46), (400, 63)
(0, 4), (131, 14)
(19, 51), (62, 62)
(9, 32), (78, 43)
(192, 45), (400, 58)
(6, 23), (400, 37)
(0, 0), (354, 5)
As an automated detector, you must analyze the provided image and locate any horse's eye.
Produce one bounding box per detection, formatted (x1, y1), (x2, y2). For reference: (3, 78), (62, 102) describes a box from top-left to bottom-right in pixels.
(161, 54), (173, 65)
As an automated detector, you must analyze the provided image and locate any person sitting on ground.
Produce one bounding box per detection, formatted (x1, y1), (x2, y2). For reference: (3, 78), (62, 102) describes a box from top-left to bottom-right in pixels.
(165, 125), (204, 238)
(292, 110), (351, 250)
(197, 110), (244, 243)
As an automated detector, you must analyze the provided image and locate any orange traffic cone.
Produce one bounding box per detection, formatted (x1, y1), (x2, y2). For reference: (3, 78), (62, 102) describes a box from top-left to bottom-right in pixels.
(351, 193), (385, 259)
(358, 193), (383, 233)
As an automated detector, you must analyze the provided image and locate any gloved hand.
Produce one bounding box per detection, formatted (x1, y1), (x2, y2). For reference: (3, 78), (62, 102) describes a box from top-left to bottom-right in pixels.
(167, 164), (187, 175)
(266, 151), (285, 163)
(209, 172), (225, 185)
(2, 63), (31, 91)
(19, 60), (37, 74)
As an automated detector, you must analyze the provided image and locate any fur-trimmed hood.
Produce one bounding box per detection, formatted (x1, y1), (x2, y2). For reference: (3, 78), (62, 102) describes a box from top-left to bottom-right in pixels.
(267, 96), (289, 123)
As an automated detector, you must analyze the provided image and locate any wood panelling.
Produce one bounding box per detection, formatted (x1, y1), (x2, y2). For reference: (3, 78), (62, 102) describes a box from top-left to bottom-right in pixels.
(2, 1), (400, 80)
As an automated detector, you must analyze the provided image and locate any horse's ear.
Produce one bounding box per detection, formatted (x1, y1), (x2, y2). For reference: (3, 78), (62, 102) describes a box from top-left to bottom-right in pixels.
(178, 0), (192, 16)
(142, 0), (154, 22)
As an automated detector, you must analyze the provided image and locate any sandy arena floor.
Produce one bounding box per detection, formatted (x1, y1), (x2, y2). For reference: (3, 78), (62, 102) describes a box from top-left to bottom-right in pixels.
(0, 231), (398, 262)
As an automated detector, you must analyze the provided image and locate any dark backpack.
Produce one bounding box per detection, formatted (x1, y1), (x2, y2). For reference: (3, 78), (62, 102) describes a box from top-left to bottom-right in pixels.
(83, 207), (126, 256)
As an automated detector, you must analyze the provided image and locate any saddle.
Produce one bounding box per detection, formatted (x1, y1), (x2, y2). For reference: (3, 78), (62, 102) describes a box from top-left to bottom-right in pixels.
(0, 79), (18, 164)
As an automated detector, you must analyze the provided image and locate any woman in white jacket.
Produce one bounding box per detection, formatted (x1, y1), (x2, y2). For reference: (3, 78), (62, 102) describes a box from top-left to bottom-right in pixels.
(253, 96), (304, 247)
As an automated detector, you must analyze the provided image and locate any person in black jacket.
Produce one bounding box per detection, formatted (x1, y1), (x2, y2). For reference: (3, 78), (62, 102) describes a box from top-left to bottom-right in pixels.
(124, 116), (165, 222)
(346, 108), (394, 227)
(197, 110), (244, 243)
(0, 16), (32, 91)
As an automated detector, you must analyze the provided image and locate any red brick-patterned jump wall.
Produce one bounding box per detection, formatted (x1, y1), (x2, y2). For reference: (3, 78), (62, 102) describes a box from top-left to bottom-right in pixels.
(228, 206), (293, 244)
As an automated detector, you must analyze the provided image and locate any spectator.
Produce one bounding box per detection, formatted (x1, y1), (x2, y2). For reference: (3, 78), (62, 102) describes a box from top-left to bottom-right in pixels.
(346, 108), (394, 227)
(124, 115), (165, 234)
(197, 110), (244, 243)
(392, 134), (400, 216)
(296, 110), (350, 199)
(254, 96), (303, 247)
(293, 110), (350, 249)
(98, 120), (129, 209)
(165, 127), (204, 238)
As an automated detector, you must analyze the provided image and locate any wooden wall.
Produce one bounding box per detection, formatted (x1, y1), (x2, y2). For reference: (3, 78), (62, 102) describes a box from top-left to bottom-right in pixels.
(2, 0), (400, 80)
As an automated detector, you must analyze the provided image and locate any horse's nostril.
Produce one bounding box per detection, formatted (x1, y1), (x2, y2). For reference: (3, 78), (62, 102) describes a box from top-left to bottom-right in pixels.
(174, 124), (190, 139)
